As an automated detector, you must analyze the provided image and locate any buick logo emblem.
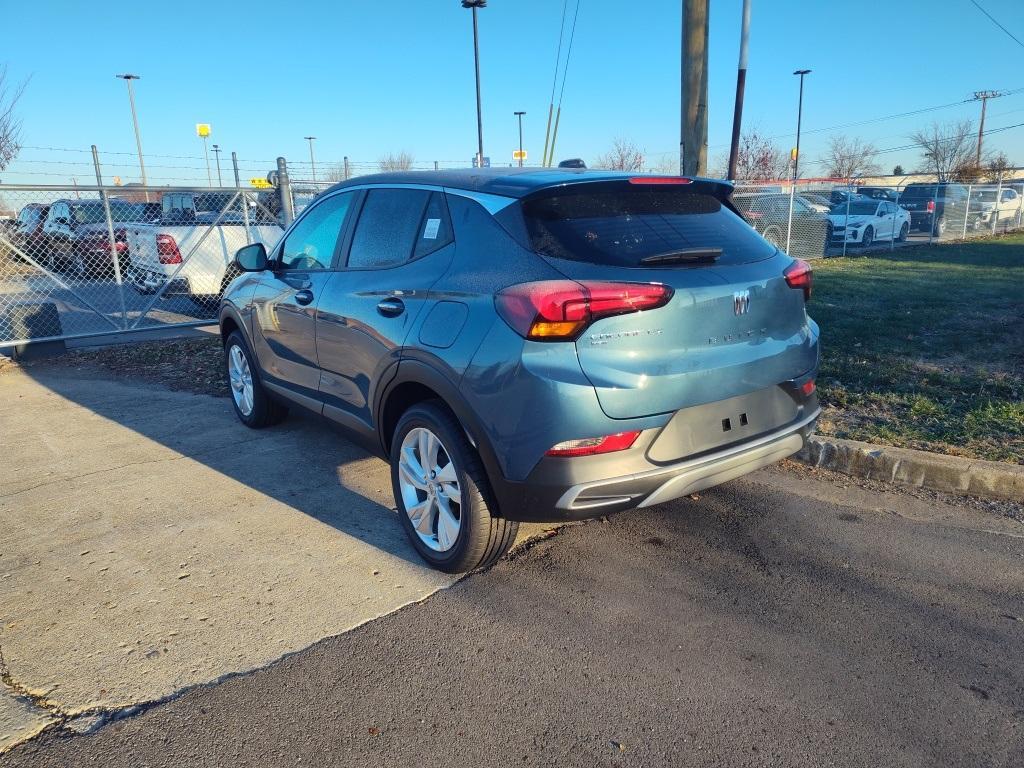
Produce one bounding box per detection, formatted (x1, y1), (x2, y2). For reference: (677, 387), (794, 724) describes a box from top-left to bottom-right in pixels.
(733, 290), (751, 315)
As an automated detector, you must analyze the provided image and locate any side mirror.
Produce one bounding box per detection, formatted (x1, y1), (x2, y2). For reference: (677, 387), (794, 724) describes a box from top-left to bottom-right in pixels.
(233, 242), (268, 272)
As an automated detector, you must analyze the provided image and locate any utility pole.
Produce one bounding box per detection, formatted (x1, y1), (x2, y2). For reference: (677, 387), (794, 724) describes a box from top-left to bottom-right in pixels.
(726, 0), (751, 181)
(514, 111), (526, 167)
(211, 144), (223, 186)
(973, 90), (1000, 167)
(792, 69), (811, 181)
(116, 74), (149, 201)
(681, 0), (709, 176)
(304, 135), (318, 183)
(462, 0), (487, 169)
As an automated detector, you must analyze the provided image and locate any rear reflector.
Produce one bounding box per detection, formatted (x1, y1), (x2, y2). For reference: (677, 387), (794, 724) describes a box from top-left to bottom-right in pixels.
(801, 378), (816, 396)
(546, 430), (641, 458)
(495, 280), (673, 341)
(783, 258), (812, 301)
(628, 176), (692, 185)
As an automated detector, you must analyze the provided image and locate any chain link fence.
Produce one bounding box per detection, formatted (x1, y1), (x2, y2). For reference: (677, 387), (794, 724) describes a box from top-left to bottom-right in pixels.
(4, 160), (1024, 352)
(0, 183), (282, 350)
(732, 178), (1024, 259)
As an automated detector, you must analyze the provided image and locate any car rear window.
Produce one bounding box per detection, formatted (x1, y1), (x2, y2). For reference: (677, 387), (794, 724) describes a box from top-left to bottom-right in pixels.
(517, 183), (776, 267)
(900, 186), (940, 199)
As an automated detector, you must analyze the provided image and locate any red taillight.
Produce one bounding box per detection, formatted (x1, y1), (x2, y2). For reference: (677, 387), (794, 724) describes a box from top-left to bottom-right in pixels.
(628, 176), (692, 185)
(545, 430), (641, 458)
(783, 259), (813, 301)
(801, 378), (816, 396)
(156, 234), (182, 265)
(495, 280), (674, 341)
(926, 200), (936, 213)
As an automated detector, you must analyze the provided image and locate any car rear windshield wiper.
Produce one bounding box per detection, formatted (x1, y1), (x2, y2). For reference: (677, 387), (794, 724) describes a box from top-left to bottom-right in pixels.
(639, 248), (722, 265)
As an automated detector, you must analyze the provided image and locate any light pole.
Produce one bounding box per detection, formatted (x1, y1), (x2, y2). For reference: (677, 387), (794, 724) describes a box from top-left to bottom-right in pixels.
(304, 136), (318, 183)
(462, 0), (486, 168)
(514, 111), (525, 167)
(211, 144), (223, 186)
(792, 69), (811, 181)
(116, 73), (149, 201)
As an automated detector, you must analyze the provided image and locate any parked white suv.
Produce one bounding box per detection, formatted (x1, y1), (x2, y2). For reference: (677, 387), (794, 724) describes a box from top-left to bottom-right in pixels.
(128, 192), (281, 308)
(972, 187), (1022, 227)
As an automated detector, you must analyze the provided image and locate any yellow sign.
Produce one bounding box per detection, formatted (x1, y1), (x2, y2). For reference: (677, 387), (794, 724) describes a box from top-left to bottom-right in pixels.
(196, 123), (211, 138)
(249, 178), (272, 189)
(513, 149), (528, 161)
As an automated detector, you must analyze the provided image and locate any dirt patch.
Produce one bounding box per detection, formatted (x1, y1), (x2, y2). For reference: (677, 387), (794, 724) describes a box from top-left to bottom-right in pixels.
(2, 337), (228, 397)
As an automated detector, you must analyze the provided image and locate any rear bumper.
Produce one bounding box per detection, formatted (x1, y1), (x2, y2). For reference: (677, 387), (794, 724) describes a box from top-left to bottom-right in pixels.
(557, 409), (818, 513)
(495, 401), (819, 523)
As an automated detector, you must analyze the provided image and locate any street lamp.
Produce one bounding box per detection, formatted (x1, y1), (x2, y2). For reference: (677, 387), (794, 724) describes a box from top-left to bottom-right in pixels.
(514, 111), (526, 167)
(304, 136), (318, 183)
(792, 69), (811, 181)
(116, 73), (148, 201)
(211, 144), (223, 186)
(462, 0), (486, 168)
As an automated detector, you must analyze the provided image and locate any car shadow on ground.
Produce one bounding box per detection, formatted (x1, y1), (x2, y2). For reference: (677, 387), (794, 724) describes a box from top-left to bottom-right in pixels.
(11, 364), (429, 570)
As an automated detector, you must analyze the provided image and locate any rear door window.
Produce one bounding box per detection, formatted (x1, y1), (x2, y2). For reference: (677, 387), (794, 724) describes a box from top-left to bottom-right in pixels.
(347, 188), (431, 269)
(518, 182), (777, 267)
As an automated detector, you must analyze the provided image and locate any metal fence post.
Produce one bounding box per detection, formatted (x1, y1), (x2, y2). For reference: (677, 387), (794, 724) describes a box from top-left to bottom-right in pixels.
(92, 145), (128, 328)
(891, 185), (900, 252)
(992, 177), (1002, 235)
(785, 182), (795, 254)
(343, 156), (350, 181)
(962, 183), (972, 239)
(842, 186), (852, 258)
(928, 184), (937, 245)
(233, 151), (252, 243)
(277, 157), (294, 227)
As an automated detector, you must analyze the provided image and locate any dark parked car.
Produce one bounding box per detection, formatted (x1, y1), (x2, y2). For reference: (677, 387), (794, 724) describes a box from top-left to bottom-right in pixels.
(9, 203), (50, 262)
(897, 183), (979, 236)
(40, 199), (148, 277)
(732, 192), (830, 258)
(219, 169), (821, 572)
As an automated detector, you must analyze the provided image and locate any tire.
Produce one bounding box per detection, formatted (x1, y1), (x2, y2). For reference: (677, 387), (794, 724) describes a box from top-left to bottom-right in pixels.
(224, 331), (288, 428)
(897, 222), (909, 242)
(860, 226), (873, 248)
(933, 216), (946, 237)
(390, 401), (518, 573)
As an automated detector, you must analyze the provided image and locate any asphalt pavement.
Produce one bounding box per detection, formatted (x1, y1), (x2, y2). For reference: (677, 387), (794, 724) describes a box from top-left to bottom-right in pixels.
(4, 461), (1021, 768)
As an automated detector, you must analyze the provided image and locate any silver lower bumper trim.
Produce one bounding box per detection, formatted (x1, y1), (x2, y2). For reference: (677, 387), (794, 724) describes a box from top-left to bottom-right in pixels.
(556, 409), (820, 511)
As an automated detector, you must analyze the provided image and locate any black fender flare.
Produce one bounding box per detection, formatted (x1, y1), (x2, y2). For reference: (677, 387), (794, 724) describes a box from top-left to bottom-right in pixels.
(374, 359), (514, 517)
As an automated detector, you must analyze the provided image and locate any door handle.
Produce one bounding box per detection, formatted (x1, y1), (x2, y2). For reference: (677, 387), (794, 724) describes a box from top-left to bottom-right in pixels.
(376, 297), (405, 317)
(294, 289), (314, 306)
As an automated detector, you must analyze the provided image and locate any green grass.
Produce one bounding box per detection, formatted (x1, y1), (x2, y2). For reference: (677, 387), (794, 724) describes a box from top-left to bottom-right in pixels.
(811, 233), (1024, 463)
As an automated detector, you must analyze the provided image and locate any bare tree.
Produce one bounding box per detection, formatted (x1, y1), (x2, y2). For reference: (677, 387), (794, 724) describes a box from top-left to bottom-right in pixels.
(985, 151), (1011, 182)
(593, 138), (644, 171)
(714, 129), (786, 181)
(378, 151), (414, 172)
(323, 163), (348, 183)
(0, 65), (27, 172)
(909, 121), (976, 182)
(820, 135), (880, 180)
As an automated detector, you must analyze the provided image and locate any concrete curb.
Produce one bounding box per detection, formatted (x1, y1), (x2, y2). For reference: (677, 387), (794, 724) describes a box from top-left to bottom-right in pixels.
(798, 436), (1024, 502)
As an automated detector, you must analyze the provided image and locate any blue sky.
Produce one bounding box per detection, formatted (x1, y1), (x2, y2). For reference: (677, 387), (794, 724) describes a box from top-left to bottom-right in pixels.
(4, 0), (1023, 185)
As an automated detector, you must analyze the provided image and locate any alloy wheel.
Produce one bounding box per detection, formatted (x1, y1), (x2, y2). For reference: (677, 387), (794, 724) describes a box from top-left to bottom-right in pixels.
(227, 344), (254, 416)
(398, 427), (462, 552)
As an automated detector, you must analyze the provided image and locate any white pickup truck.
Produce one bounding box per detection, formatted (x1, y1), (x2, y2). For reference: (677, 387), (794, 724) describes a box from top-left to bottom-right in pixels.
(127, 192), (282, 307)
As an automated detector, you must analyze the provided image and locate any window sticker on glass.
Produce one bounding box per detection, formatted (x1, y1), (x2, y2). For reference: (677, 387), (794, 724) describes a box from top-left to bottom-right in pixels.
(423, 218), (441, 240)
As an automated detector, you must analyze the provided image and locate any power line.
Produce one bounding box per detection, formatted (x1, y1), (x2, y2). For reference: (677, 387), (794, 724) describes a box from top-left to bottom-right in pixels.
(968, 0), (1024, 50)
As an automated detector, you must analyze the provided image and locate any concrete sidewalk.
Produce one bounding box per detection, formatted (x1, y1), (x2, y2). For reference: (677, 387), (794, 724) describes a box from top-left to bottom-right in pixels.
(0, 367), (539, 750)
